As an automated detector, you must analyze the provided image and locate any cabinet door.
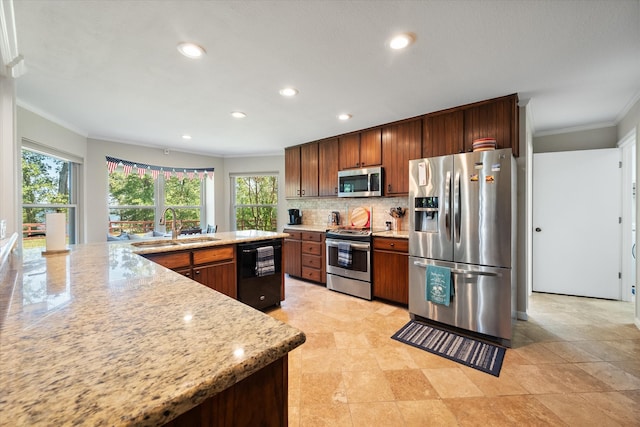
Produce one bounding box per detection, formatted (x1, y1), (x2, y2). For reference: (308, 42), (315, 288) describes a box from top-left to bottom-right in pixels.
(284, 235), (302, 277)
(359, 128), (382, 167)
(142, 251), (191, 270)
(339, 133), (361, 170)
(285, 146), (301, 198)
(194, 262), (237, 298)
(382, 120), (422, 195)
(300, 142), (319, 197)
(423, 110), (464, 157)
(464, 94), (518, 155)
(373, 249), (408, 304)
(319, 138), (339, 196)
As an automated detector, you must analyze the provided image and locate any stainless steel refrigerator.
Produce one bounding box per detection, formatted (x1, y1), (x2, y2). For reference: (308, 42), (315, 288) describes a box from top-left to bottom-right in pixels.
(408, 148), (516, 346)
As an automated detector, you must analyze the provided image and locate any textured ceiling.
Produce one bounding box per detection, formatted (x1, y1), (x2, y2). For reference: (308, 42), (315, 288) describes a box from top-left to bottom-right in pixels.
(13, 0), (640, 157)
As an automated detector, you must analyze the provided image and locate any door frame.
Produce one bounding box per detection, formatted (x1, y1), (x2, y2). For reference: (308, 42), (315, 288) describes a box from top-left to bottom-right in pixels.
(619, 130), (636, 302)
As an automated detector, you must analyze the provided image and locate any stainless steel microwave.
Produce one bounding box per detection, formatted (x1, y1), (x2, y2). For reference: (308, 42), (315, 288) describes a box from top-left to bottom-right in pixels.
(338, 167), (383, 197)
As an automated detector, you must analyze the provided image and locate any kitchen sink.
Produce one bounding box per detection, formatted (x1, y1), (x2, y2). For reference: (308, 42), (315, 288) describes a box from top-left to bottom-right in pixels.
(130, 236), (220, 248)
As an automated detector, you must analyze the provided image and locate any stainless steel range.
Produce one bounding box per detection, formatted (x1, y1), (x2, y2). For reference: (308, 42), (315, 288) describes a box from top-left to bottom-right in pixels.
(325, 228), (372, 300)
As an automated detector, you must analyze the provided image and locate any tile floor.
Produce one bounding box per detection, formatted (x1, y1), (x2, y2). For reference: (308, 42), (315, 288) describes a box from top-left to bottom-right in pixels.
(268, 277), (640, 426)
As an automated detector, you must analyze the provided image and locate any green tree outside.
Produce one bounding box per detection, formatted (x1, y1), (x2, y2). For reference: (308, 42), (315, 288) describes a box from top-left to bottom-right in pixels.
(234, 176), (277, 231)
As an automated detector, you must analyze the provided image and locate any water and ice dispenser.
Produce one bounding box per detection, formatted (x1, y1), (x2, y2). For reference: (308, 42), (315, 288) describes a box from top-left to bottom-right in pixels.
(414, 197), (440, 232)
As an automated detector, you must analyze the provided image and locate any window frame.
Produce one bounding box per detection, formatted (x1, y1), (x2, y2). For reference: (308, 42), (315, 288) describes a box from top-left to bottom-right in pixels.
(230, 173), (279, 232)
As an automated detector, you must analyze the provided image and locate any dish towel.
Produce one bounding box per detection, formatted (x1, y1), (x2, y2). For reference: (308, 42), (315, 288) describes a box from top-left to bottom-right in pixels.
(426, 265), (453, 306)
(337, 242), (352, 268)
(255, 246), (275, 277)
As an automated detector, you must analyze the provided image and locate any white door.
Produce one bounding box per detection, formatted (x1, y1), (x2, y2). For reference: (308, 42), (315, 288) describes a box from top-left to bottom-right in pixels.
(533, 149), (622, 299)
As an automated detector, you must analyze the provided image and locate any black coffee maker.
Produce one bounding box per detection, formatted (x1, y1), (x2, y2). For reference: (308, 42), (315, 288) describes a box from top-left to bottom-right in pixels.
(288, 208), (301, 225)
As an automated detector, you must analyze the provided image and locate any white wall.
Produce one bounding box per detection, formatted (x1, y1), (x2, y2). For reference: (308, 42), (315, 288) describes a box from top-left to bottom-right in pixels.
(0, 77), (18, 238)
(533, 126), (618, 153)
(85, 138), (225, 243)
(223, 155), (286, 232)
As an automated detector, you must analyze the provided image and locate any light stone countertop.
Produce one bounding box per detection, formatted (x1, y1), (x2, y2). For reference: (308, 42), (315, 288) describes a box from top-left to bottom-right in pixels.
(372, 230), (409, 239)
(0, 235), (305, 426)
(281, 224), (329, 233)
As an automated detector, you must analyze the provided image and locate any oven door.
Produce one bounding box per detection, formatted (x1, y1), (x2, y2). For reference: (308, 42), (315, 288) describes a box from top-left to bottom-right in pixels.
(326, 238), (371, 282)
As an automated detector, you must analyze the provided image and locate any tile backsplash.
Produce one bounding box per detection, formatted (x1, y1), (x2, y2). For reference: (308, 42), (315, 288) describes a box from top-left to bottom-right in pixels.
(286, 196), (409, 231)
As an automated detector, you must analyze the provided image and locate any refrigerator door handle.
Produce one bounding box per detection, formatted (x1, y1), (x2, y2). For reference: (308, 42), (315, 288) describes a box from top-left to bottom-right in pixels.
(454, 171), (461, 243)
(444, 170), (451, 240)
(412, 261), (501, 277)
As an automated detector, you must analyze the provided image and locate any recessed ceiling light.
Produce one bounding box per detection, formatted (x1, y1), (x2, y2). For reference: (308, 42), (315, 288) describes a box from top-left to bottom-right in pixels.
(231, 111), (247, 119)
(177, 42), (206, 58)
(182, 134), (192, 140)
(389, 33), (415, 50)
(279, 87), (299, 97)
(338, 113), (352, 121)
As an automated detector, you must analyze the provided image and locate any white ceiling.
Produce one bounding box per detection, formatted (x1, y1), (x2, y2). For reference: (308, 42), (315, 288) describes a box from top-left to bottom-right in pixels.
(13, 0), (640, 157)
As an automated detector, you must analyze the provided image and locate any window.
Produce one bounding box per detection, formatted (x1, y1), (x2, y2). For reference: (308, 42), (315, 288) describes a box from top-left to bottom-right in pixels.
(231, 175), (278, 231)
(107, 165), (206, 237)
(22, 148), (79, 248)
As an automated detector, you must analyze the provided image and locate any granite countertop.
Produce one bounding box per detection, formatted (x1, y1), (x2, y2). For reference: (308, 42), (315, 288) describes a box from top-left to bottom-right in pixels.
(129, 229), (289, 254)
(372, 230), (409, 239)
(281, 224), (329, 232)
(0, 238), (305, 426)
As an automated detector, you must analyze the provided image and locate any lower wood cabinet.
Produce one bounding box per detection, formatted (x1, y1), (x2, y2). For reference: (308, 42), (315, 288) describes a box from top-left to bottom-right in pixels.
(284, 229), (325, 284)
(141, 245), (237, 299)
(193, 246), (237, 299)
(373, 237), (409, 304)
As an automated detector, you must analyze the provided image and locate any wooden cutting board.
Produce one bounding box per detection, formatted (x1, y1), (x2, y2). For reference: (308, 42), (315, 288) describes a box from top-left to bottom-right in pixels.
(350, 207), (370, 227)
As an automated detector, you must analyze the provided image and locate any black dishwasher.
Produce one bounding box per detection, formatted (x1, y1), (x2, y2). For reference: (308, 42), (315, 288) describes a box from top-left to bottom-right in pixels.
(237, 239), (283, 310)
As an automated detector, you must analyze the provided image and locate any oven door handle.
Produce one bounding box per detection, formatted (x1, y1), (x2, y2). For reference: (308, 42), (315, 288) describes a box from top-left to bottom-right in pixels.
(326, 241), (370, 251)
(412, 261), (499, 277)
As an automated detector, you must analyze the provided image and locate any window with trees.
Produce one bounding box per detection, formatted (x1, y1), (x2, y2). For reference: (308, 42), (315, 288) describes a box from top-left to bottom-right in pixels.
(231, 175), (278, 231)
(22, 148), (78, 248)
(107, 162), (208, 237)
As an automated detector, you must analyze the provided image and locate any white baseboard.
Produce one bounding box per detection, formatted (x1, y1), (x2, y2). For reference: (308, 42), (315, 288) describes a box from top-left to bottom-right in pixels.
(516, 311), (528, 321)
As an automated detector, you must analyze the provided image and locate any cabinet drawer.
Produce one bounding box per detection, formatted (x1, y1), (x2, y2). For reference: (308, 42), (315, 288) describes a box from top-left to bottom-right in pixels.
(302, 254), (322, 269)
(283, 229), (301, 240)
(302, 266), (322, 282)
(145, 251), (191, 270)
(301, 232), (323, 242)
(193, 246), (235, 265)
(302, 241), (322, 256)
(373, 237), (408, 252)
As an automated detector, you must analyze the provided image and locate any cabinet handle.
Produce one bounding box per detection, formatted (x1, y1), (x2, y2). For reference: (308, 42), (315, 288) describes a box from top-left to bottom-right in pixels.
(335, 187), (338, 194)
(297, 189), (300, 196)
(387, 184), (392, 192)
(390, 243), (395, 247)
(195, 270), (200, 275)
(355, 162), (359, 167)
(302, 189), (305, 196)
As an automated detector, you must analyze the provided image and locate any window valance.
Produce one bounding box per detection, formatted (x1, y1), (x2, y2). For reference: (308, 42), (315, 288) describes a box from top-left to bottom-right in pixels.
(106, 156), (214, 180)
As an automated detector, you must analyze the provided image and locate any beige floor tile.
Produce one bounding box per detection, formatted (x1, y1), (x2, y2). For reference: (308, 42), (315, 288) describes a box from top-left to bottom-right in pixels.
(298, 403), (352, 427)
(300, 372), (347, 405)
(300, 347), (344, 373)
(342, 370), (395, 403)
(373, 344), (420, 370)
(339, 348), (381, 372)
(348, 402), (404, 427)
(576, 361), (640, 390)
(459, 365), (529, 397)
(270, 280), (640, 425)
(580, 391), (640, 426)
(422, 368), (484, 398)
(384, 369), (439, 400)
(534, 393), (623, 426)
(446, 395), (566, 426)
(396, 400), (459, 426)
(540, 341), (603, 363)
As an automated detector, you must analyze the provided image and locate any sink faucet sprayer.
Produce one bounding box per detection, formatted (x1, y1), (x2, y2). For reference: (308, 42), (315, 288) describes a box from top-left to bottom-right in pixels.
(160, 207), (180, 239)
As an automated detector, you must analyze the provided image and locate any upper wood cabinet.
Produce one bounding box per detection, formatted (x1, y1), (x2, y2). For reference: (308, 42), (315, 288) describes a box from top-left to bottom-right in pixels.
(339, 133), (360, 170)
(286, 143), (319, 198)
(360, 129), (382, 167)
(300, 142), (319, 197)
(382, 119), (422, 195)
(423, 110), (464, 158)
(463, 94), (519, 156)
(285, 146), (301, 198)
(319, 138), (339, 196)
(339, 129), (381, 170)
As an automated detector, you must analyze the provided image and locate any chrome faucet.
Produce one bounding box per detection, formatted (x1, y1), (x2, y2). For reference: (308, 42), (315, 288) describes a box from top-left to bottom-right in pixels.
(160, 207), (179, 239)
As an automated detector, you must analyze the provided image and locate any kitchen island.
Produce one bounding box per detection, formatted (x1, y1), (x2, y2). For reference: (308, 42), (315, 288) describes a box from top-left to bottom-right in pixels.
(0, 231), (305, 426)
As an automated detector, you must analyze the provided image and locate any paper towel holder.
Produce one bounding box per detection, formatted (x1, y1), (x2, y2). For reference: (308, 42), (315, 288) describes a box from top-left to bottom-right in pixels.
(41, 212), (70, 256)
